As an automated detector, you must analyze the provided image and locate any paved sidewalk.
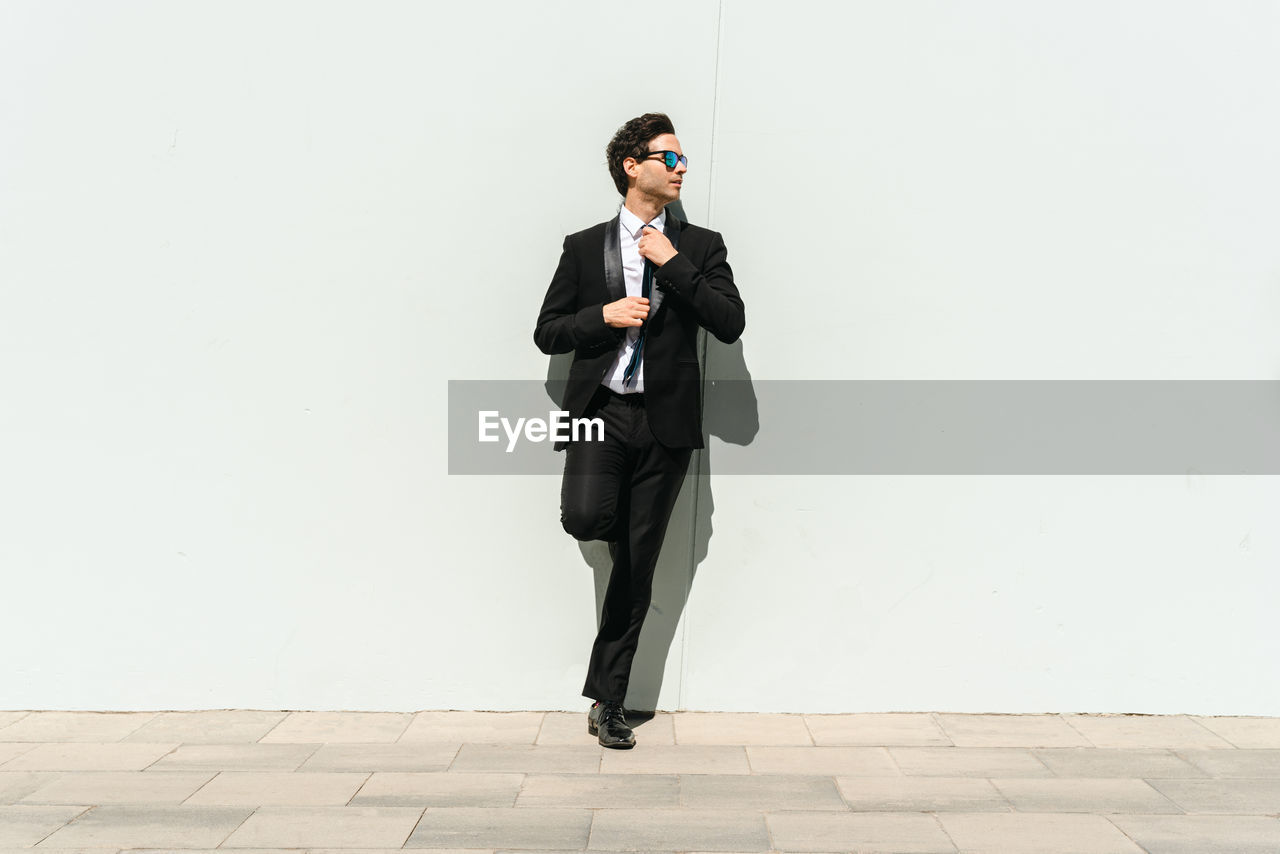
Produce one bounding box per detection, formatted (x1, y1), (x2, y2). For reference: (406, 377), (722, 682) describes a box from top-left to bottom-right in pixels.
(1, 710), (1278, 852)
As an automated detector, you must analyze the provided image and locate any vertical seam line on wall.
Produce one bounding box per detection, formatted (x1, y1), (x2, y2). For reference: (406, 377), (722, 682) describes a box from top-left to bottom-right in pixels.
(680, 0), (725, 712)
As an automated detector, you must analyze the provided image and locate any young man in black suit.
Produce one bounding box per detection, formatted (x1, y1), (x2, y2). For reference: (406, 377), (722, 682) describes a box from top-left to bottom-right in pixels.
(534, 113), (745, 748)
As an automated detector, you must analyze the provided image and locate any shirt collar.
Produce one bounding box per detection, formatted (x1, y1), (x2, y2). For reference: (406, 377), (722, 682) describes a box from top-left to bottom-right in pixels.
(619, 205), (666, 239)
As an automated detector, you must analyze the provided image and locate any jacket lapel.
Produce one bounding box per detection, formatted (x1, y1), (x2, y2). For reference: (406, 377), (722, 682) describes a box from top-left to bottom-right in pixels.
(602, 214), (624, 303)
(662, 206), (682, 251)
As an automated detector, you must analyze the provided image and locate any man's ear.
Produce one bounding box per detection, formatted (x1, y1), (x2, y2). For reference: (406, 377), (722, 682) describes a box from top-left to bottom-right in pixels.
(623, 156), (639, 180)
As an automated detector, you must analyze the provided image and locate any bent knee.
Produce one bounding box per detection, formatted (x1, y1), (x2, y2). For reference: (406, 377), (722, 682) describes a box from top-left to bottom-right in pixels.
(561, 508), (616, 542)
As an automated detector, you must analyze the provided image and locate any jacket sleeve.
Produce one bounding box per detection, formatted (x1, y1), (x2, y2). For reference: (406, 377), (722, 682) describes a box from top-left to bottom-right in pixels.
(533, 234), (619, 355)
(652, 230), (745, 344)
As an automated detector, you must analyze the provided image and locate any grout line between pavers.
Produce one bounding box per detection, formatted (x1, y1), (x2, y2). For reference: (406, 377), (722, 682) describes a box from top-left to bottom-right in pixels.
(987, 777), (1020, 812)
(0, 711), (33, 737)
(444, 742), (463, 771)
(1106, 813), (1156, 854)
(883, 744), (907, 778)
(931, 711), (957, 746)
(255, 710), (294, 743)
(1060, 713), (1101, 748)
(395, 804), (428, 849)
(829, 770), (855, 812)
(0, 740), (41, 770)
(979, 775), (1016, 812)
(390, 711), (417, 744)
(1185, 714), (1242, 748)
(210, 800), (257, 849)
(113, 711), (161, 743)
(1026, 745), (1057, 778)
(928, 810), (962, 852)
(799, 714), (817, 747)
(178, 769), (221, 805)
(27, 803), (92, 848)
(343, 770), (375, 806)
(291, 741), (325, 771)
(139, 742), (184, 771)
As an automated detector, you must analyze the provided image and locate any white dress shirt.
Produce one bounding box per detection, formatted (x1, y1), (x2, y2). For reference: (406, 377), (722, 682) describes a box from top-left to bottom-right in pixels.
(602, 206), (666, 394)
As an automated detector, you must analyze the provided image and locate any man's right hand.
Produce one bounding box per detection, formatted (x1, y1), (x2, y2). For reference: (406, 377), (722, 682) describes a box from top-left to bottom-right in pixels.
(603, 296), (649, 328)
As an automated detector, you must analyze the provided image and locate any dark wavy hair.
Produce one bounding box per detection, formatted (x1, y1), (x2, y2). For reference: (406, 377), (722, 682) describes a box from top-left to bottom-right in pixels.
(605, 112), (676, 197)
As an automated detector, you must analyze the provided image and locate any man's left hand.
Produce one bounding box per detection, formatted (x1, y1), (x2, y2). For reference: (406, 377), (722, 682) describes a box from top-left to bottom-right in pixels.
(638, 226), (678, 267)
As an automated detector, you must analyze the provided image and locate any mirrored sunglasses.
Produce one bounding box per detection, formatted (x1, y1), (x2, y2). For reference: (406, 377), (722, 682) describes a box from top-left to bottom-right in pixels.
(643, 150), (688, 169)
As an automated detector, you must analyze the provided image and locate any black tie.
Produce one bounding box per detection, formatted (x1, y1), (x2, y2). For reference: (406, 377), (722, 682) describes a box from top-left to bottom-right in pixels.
(622, 256), (653, 389)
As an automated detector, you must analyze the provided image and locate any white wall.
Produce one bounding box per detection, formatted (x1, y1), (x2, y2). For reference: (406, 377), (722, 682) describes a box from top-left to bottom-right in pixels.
(1, 1), (1276, 713)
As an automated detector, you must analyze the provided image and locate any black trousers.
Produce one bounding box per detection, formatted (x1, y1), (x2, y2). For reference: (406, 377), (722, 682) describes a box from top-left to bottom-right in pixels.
(560, 387), (693, 704)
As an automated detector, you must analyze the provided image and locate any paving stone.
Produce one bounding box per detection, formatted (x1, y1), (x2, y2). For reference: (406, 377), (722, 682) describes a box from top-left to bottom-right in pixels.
(804, 713), (951, 746)
(746, 746), (899, 776)
(599, 745), (749, 775)
(1190, 716), (1280, 748)
(299, 742), (460, 771)
(315, 850), (485, 854)
(590, 808), (769, 851)
(534, 712), (595, 747)
(316, 850), (485, 854)
(835, 776), (1011, 812)
(0, 804), (88, 846)
(0, 848), (119, 854)
(259, 711), (414, 744)
(536, 711), (675, 746)
(19, 771), (213, 805)
(766, 811), (954, 853)
(1110, 814), (1280, 854)
(991, 777), (1182, 814)
(1178, 748), (1280, 778)
(0, 743), (38, 767)
(121, 850), (293, 854)
(352, 771), (523, 807)
(221, 805), (423, 847)
(491, 851), (651, 854)
(890, 747), (1051, 778)
(405, 806), (590, 848)
(679, 773), (846, 810)
(122, 711), (288, 744)
(0, 771), (61, 803)
(516, 773), (676, 808)
(400, 712), (546, 744)
(1147, 778), (1280, 814)
(1032, 748), (1207, 778)
(936, 714), (1092, 748)
(452, 744), (601, 774)
(490, 851), (639, 854)
(182, 771), (369, 806)
(0, 712), (156, 743)
(1, 743), (176, 771)
(673, 712), (812, 745)
(39, 805), (252, 848)
(938, 812), (1145, 853)
(1063, 715), (1234, 749)
(146, 743), (320, 771)
(0, 713), (29, 729)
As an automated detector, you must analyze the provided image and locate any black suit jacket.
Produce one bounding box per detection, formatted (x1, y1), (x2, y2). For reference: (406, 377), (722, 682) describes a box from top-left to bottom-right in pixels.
(534, 208), (745, 450)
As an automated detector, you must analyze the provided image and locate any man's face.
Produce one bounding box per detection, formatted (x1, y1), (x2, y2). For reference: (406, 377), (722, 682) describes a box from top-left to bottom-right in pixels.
(627, 133), (687, 204)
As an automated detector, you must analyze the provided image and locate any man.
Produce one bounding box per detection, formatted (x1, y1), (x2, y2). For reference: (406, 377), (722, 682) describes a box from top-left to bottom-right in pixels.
(534, 113), (745, 748)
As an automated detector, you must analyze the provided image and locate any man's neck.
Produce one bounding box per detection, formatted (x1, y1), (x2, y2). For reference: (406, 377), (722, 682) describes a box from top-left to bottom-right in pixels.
(623, 195), (664, 225)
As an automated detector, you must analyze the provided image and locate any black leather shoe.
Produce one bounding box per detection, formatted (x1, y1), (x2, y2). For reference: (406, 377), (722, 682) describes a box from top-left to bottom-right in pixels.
(587, 700), (635, 749)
